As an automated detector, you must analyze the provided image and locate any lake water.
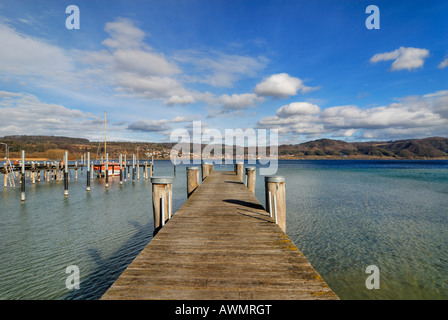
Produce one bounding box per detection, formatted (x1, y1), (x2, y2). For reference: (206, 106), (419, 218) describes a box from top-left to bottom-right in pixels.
(0, 160), (447, 300)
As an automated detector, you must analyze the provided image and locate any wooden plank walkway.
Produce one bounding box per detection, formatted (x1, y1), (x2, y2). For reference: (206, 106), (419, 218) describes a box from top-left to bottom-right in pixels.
(101, 171), (338, 300)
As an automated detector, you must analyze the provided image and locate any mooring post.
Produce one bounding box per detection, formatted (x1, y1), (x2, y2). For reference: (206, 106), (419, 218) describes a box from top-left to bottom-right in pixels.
(132, 154), (135, 182)
(87, 152), (91, 192)
(21, 150), (25, 201)
(105, 153), (109, 189)
(123, 154), (127, 181)
(119, 154), (123, 185)
(265, 176), (286, 233)
(235, 162), (244, 182)
(151, 176), (173, 235)
(64, 151), (69, 197)
(245, 167), (256, 194)
(75, 161), (78, 180)
(186, 166), (200, 198)
(144, 162), (147, 180)
(31, 162), (35, 184)
(3, 164), (7, 188)
(201, 162), (210, 181)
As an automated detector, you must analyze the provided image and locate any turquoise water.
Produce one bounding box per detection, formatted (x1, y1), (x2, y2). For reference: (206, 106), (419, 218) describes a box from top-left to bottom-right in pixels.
(0, 160), (447, 299)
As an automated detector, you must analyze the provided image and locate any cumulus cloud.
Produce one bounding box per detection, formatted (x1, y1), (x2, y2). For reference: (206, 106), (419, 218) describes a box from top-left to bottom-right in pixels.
(174, 50), (267, 88)
(0, 23), (76, 83)
(165, 95), (196, 106)
(0, 91), (106, 139)
(370, 47), (430, 71)
(438, 57), (448, 69)
(257, 90), (448, 141)
(80, 17), (191, 104)
(127, 120), (170, 132)
(254, 73), (318, 98)
(276, 102), (320, 117)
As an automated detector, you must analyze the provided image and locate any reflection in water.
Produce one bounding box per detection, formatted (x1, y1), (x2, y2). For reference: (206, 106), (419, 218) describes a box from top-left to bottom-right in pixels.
(0, 160), (447, 299)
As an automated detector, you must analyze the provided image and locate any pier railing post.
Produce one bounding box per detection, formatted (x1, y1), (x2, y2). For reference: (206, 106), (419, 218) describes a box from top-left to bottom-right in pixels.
(245, 167), (256, 194)
(235, 163), (244, 182)
(151, 176), (174, 236)
(186, 166), (200, 198)
(265, 176), (286, 233)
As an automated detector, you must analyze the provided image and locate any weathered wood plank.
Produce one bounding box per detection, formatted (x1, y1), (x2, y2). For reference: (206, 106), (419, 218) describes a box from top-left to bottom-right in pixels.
(101, 170), (338, 300)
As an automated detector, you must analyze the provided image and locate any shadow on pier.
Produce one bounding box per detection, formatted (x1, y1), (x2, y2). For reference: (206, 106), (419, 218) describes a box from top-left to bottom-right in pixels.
(63, 220), (153, 300)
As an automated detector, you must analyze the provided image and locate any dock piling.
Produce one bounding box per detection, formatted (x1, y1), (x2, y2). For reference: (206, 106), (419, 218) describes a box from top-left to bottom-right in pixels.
(201, 163), (211, 181)
(21, 151), (25, 201)
(119, 154), (123, 185)
(235, 162), (244, 182)
(186, 166), (200, 198)
(87, 152), (91, 191)
(265, 176), (286, 232)
(151, 176), (174, 235)
(245, 167), (256, 194)
(64, 151), (68, 197)
(105, 153), (109, 188)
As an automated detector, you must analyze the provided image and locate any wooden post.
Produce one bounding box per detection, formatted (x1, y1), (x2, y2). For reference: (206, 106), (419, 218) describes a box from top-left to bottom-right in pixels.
(87, 152), (91, 192)
(265, 176), (286, 233)
(21, 150), (25, 201)
(186, 166), (200, 198)
(119, 154), (123, 185)
(105, 153), (109, 188)
(31, 164), (35, 184)
(151, 176), (173, 235)
(3, 170), (7, 188)
(201, 163), (210, 181)
(124, 154), (127, 181)
(75, 161), (78, 180)
(245, 167), (256, 194)
(132, 154), (135, 182)
(144, 162), (148, 180)
(64, 151), (68, 197)
(235, 163), (244, 182)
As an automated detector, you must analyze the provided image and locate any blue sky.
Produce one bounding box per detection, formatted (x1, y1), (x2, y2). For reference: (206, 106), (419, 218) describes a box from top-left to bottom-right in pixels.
(0, 0), (447, 144)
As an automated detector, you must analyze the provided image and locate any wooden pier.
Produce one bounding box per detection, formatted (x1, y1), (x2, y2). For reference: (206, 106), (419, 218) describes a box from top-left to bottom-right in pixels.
(101, 170), (338, 300)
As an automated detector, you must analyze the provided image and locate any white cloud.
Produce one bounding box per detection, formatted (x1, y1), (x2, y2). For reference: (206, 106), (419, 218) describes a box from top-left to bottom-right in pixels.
(370, 47), (430, 71)
(254, 73), (317, 98)
(438, 57), (448, 69)
(0, 23), (75, 81)
(174, 50), (267, 88)
(80, 18), (189, 104)
(276, 102), (320, 117)
(257, 90), (448, 141)
(218, 93), (263, 110)
(102, 18), (146, 49)
(0, 91), (106, 139)
(165, 95), (196, 106)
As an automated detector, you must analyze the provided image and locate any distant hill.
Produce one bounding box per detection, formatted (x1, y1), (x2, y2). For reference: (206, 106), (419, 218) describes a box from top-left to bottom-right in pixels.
(280, 137), (448, 159)
(1, 135), (447, 160)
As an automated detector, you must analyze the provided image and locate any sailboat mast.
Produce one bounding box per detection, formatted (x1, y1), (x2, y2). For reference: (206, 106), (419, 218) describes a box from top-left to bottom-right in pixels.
(104, 112), (107, 159)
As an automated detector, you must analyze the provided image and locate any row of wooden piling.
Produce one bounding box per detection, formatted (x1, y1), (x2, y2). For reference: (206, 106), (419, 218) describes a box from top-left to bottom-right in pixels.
(150, 163), (286, 235)
(2, 150), (155, 202)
